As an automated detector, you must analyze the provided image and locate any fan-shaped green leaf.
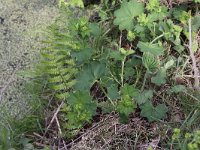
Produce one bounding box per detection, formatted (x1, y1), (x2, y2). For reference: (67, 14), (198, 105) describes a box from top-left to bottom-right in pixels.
(140, 101), (168, 122)
(113, 0), (144, 30)
(137, 41), (164, 56)
(107, 84), (120, 100)
(135, 90), (153, 105)
(151, 68), (166, 86)
(142, 52), (160, 73)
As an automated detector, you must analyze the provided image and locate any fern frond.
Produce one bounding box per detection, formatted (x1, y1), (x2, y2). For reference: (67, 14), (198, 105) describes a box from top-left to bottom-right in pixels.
(47, 68), (60, 75)
(65, 80), (76, 87)
(53, 83), (67, 91)
(56, 92), (70, 100)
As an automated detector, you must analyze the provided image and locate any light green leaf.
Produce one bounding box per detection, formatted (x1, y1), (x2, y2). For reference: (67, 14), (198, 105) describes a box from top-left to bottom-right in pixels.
(121, 83), (139, 98)
(119, 48), (134, 56)
(68, 91), (93, 105)
(164, 59), (174, 70)
(69, 0), (84, 8)
(137, 41), (164, 56)
(192, 39), (199, 52)
(117, 95), (137, 123)
(170, 85), (186, 93)
(127, 30), (136, 41)
(173, 45), (184, 53)
(113, 0), (144, 30)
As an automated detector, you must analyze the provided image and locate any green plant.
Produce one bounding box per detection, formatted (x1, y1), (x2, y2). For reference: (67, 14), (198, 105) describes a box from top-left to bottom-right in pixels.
(30, 0), (200, 140)
(0, 126), (11, 150)
(171, 128), (200, 150)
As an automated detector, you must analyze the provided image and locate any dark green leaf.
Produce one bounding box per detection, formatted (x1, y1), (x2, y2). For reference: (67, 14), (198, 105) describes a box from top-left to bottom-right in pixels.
(140, 101), (168, 122)
(89, 23), (102, 37)
(151, 68), (166, 86)
(135, 90), (153, 105)
(192, 15), (200, 31)
(109, 51), (124, 61)
(107, 84), (120, 100)
(154, 104), (168, 120)
(91, 61), (107, 79)
(170, 85), (186, 93)
(138, 41), (164, 56)
(74, 65), (94, 91)
(72, 48), (93, 63)
(68, 91), (93, 105)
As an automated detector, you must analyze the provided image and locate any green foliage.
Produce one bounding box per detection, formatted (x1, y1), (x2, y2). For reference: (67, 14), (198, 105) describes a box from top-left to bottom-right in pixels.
(142, 52), (160, 73)
(65, 91), (97, 129)
(194, 0), (200, 3)
(138, 41), (164, 56)
(107, 83), (120, 100)
(140, 101), (168, 122)
(41, 23), (78, 100)
(0, 127), (10, 150)
(171, 128), (200, 150)
(151, 59), (174, 86)
(59, 0), (84, 8)
(69, 0), (84, 8)
(117, 84), (138, 123)
(151, 68), (166, 86)
(170, 85), (187, 93)
(74, 61), (107, 90)
(113, 0), (144, 30)
(29, 0), (200, 141)
(135, 90), (153, 105)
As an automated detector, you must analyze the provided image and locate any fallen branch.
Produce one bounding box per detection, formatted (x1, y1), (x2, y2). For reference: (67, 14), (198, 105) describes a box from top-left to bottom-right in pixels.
(188, 18), (200, 90)
(44, 101), (64, 135)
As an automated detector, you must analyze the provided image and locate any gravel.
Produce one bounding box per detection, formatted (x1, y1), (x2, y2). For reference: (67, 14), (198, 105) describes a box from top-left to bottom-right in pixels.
(0, 0), (58, 119)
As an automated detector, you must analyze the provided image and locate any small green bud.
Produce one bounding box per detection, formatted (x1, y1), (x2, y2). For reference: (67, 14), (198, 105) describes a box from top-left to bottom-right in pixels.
(127, 31), (136, 41)
(185, 133), (191, 139)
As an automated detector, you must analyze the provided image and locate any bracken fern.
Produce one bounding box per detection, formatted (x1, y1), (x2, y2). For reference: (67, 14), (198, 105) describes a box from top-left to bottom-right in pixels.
(40, 23), (78, 100)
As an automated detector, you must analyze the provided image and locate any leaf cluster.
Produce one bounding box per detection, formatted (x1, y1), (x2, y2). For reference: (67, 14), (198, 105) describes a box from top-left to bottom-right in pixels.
(34, 0), (200, 137)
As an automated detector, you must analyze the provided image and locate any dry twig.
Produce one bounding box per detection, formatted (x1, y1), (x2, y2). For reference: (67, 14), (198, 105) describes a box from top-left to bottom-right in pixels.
(44, 101), (64, 135)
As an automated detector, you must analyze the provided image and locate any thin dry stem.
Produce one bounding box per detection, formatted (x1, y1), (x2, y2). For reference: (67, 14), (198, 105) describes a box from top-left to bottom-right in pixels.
(44, 101), (64, 135)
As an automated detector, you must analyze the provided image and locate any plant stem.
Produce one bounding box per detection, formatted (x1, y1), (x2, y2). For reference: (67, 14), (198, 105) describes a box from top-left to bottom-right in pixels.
(121, 57), (126, 87)
(188, 18), (200, 90)
(151, 33), (164, 44)
(134, 67), (141, 87)
(98, 80), (115, 106)
(141, 71), (148, 91)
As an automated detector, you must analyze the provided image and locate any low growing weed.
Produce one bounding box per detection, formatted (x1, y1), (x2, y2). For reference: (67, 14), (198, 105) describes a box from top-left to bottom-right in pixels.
(16, 0), (200, 149)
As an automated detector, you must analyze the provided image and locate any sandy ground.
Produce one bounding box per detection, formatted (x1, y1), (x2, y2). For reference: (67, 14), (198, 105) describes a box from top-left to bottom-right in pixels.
(0, 0), (58, 119)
